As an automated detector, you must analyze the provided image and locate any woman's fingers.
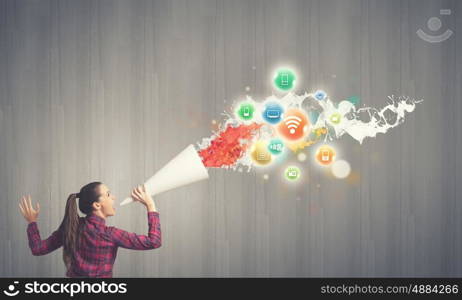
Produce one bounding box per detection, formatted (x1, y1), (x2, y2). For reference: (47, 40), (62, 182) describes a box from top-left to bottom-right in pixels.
(139, 185), (146, 196)
(133, 188), (143, 201)
(19, 202), (25, 216)
(27, 195), (32, 211)
(140, 185), (148, 198)
(20, 197), (29, 217)
(131, 190), (142, 202)
(23, 197), (30, 214)
(130, 185), (148, 206)
(35, 202), (40, 213)
(136, 185), (143, 196)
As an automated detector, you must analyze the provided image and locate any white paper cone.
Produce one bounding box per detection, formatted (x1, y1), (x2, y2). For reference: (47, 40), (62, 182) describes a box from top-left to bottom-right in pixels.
(120, 144), (209, 206)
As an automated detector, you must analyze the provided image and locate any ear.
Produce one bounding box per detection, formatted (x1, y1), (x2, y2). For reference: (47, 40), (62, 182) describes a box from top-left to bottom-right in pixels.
(92, 201), (101, 211)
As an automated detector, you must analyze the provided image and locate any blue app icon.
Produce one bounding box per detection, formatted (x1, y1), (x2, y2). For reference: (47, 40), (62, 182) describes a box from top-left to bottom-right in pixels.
(262, 102), (283, 124)
(314, 90), (327, 101)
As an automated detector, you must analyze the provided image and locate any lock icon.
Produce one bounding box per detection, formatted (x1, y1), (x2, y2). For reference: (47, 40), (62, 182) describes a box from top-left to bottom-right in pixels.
(316, 145), (335, 166)
(321, 150), (330, 161)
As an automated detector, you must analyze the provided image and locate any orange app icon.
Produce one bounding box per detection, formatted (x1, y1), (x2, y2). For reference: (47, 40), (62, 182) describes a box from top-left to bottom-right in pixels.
(315, 145), (336, 166)
(277, 109), (309, 141)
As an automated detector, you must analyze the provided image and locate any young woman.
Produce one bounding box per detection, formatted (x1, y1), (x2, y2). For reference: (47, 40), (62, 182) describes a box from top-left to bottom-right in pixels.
(19, 182), (161, 278)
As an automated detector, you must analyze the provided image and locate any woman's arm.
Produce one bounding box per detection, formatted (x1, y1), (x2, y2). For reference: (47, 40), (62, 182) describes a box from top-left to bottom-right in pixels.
(108, 211), (161, 250)
(26, 223), (63, 256)
(20, 195), (63, 255)
(108, 185), (161, 250)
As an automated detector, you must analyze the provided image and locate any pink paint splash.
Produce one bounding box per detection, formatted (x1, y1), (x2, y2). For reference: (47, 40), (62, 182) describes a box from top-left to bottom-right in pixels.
(198, 123), (262, 168)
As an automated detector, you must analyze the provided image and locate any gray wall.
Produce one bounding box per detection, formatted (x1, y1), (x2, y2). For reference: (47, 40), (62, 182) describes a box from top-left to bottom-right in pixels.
(0, 0), (461, 277)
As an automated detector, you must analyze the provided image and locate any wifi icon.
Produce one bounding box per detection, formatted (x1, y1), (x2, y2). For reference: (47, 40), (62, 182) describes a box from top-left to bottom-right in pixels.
(278, 109), (308, 141)
(285, 116), (302, 134)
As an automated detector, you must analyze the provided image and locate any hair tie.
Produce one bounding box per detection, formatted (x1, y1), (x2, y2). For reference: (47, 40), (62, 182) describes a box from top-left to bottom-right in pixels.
(76, 193), (80, 198)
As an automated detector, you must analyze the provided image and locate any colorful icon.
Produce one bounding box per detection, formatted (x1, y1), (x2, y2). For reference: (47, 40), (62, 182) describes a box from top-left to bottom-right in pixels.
(277, 108), (309, 141)
(329, 112), (342, 124)
(267, 139), (284, 155)
(315, 145), (336, 166)
(237, 102), (255, 121)
(285, 166), (301, 181)
(262, 102), (284, 124)
(274, 69), (296, 91)
(314, 90), (327, 101)
(250, 140), (272, 166)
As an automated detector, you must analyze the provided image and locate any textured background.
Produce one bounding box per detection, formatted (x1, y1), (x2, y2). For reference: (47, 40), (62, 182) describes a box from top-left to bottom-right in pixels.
(0, 0), (461, 277)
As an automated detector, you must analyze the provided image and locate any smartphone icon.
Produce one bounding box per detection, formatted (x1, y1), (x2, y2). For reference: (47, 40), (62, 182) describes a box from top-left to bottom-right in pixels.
(243, 106), (250, 117)
(281, 73), (289, 86)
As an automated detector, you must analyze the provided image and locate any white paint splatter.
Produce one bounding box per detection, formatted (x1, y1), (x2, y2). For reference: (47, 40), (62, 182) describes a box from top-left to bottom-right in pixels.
(197, 92), (422, 170)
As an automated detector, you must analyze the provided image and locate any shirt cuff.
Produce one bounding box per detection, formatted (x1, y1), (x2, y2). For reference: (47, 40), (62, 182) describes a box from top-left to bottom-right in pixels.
(148, 211), (159, 217)
(27, 222), (37, 229)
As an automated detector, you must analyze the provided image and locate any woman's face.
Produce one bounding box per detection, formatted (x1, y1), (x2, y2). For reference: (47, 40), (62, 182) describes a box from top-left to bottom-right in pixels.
(94, 184), (116, 217)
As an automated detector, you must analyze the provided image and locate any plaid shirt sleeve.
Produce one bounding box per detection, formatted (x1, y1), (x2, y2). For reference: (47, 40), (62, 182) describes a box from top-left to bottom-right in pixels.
(26, 222), (63, 256)
(108, 211), (161, 250)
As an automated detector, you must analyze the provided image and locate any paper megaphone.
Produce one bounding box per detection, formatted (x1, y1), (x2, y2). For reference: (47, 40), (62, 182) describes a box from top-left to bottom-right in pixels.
(120, 144), (209, 206)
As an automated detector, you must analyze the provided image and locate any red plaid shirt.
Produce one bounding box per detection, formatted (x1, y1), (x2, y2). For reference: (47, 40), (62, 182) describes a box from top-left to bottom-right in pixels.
(26, 212), (161, 277)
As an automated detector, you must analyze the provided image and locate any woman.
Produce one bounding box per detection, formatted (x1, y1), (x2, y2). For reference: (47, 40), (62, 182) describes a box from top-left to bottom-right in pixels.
(19, 182), (161, 278)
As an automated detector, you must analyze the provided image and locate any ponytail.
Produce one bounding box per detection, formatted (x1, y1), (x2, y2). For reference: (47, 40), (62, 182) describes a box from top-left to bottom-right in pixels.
(61, 193), (80, 268)
(60, 182), (102, 269)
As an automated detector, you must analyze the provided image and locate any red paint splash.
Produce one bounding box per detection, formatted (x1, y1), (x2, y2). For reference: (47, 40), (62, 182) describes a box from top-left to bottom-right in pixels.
(198, 123), (263, 168)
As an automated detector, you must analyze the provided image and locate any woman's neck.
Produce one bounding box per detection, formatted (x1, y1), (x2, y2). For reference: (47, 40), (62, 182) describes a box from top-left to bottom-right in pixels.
(93, 210), (106, 220)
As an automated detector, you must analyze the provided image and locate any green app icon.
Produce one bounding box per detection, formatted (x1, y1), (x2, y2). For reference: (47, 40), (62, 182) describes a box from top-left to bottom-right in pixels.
(237, 103), (255, 120)
(285, 166), (301, 181)
(274, 69), (296, 91)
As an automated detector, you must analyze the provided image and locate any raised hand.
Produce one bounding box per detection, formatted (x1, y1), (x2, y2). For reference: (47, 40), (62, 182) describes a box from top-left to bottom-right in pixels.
(131, 185), (157, 212)
(19, 195), (40, 223)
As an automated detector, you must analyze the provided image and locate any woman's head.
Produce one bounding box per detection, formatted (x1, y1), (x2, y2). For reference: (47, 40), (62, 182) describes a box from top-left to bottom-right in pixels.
(77, 182), (116, 217)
